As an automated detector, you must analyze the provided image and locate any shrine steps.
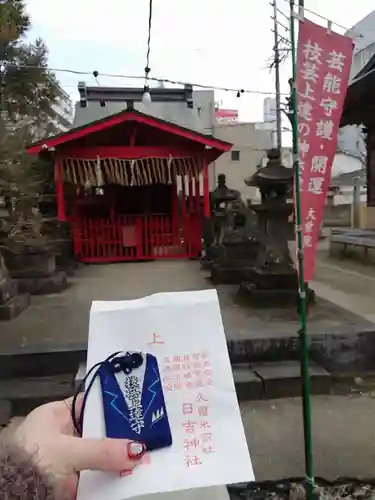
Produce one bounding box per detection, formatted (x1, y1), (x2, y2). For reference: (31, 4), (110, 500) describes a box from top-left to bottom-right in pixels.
(0, 359), (331, 419)
(232, 360), (331, 401)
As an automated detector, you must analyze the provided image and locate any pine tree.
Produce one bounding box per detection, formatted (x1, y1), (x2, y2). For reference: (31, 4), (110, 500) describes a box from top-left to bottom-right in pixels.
(0, 0), (62, 130)
(0, 0), (62, 247)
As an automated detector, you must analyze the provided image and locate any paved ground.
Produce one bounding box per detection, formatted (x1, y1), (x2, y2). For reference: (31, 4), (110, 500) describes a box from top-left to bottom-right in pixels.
(242, 392), (375, 480)
(6, 392), (375, 482)
(0, 259), (371, 353)
(313, 249), (375, 323)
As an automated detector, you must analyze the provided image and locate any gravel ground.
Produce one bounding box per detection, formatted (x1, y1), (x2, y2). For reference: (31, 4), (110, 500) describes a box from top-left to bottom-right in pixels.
(229, 480), (375, 500)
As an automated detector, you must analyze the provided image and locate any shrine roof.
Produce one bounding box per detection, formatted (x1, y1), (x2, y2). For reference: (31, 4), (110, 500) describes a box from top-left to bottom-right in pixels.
(73, 100), (209, 135)
(27, 105), (232, 155)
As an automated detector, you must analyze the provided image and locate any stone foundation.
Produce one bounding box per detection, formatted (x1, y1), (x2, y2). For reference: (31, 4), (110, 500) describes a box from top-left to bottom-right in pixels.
(16, 271), (68, 295)
(0, 293), (30, 321)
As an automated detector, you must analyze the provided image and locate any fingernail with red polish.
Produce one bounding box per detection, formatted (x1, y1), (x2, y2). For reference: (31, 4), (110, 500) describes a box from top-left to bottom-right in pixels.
(120, 469), (133, 477)
(127, 441), (146, 460)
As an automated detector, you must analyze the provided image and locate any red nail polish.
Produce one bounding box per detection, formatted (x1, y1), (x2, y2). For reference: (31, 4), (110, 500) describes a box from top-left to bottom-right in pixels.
(120, 469), (133, 477)
(127, 441), (146, 460)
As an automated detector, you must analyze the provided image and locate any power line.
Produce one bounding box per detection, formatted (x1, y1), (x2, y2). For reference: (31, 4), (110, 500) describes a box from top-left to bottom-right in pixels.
(143, 0), (153, 94)
(282, 0), (369, 40)
(145, 0), (153, 74)
(8, 64), (289, 96)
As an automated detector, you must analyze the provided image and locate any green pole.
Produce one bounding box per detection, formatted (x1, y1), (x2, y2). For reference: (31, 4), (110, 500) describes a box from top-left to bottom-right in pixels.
(288, 1), (315, 499)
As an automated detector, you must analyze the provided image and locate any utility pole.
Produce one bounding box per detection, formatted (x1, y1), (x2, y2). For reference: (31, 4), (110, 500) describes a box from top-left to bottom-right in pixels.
(272, 0), (282, 152)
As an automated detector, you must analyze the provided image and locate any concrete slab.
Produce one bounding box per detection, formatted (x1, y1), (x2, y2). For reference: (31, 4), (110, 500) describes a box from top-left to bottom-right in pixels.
(230, 364), (263, 401)
(0, 374), (74, 415)
(313, 251), (375, 323)
(251, 361), (330, 399)
(138, 486), (230, 500)
(0, 260), (371, 357)
(241, 393), (375, 480)
(0, 400), (11, 427)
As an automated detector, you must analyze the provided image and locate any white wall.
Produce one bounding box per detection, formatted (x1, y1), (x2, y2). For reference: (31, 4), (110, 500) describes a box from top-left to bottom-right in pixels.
(332, 152), (364, 177)
(339, 10), (375, 158)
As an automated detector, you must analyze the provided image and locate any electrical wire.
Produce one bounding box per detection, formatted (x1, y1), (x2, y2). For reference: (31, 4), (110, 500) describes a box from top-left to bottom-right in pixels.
(145, 0), (153, 75)
(6, 63), (288, 96)
(282, 0), (372, 42)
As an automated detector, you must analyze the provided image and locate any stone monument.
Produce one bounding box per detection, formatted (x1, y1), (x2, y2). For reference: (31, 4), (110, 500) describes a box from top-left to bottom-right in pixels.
(201, 174), (239, 269)
(239, 149), (307, 306)
(0, 253), (29, 321)
(210, 198), (261, 284)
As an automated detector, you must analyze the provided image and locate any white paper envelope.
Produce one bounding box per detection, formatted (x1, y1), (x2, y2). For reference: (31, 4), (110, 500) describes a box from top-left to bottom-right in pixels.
(77, 289), (254, 500)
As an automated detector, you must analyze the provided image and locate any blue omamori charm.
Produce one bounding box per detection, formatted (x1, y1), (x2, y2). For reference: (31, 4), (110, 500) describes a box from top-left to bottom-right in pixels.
(73, 351), (172, 452)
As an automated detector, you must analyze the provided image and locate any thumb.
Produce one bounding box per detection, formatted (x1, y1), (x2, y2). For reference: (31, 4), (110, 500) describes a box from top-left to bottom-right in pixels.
(61, 436), (146, 473)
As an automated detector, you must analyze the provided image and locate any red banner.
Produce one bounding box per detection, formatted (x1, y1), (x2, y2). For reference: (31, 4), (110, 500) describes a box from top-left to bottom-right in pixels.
(295, 18), (354, 282)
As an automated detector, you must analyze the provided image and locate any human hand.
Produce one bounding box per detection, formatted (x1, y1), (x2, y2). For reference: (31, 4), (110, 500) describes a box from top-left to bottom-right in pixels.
(12, 394), (146, 499)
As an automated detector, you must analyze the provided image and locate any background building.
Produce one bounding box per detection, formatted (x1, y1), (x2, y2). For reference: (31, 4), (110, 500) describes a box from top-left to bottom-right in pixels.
(51, 86), (74, 132)
(338, 10), (375, 159)
(213, 122), (273, 200)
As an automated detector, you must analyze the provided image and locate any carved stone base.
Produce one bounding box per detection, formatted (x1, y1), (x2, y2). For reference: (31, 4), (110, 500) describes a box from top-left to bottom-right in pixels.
(16, 271), (68, 295)
(3, 249), (56, 279)
(0, 294), (30, 321)
(239, 282), (315, 309)
(210, 266), (251, 285)
(0, 276), (17, 304)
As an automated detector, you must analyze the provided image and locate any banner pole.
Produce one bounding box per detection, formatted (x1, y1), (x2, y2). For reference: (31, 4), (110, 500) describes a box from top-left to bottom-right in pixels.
(289, 1), (315, 499)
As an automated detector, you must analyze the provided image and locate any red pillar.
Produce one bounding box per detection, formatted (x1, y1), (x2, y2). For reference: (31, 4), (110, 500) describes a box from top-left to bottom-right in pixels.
(55, 157), (66, 221)
(203, 158), (210, 217)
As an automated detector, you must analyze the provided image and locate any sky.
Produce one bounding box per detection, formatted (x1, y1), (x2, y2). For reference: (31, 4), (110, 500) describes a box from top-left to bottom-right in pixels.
(25, 0), (375, 128)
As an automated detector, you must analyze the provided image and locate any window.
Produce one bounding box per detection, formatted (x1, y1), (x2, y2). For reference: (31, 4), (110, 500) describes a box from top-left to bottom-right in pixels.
(231, 150), (240, 162)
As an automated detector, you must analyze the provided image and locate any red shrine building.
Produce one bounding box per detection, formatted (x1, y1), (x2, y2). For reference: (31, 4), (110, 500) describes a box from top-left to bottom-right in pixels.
(27, 85), (231, 263)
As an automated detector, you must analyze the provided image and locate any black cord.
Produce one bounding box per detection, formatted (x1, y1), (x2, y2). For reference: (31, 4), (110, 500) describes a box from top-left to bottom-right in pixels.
(145, 0), (153, 78)
(72, 351), (144, 436)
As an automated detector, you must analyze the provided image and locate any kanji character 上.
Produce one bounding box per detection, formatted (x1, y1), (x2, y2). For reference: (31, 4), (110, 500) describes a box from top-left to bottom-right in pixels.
(320, 97), (338, 117)
(148, 333), (164, 345)
(299, 81), (315, 101)
(323, 73), (341, 94)
(326, 50), (346, 72)
(301, 61), (319, 83)
(311, 156), (328, 174)
(298, 101), (313, 122)
(316, 119), (334, 140)
(308, 177), (324, 195)
(303, 39), (323, 64)
(182, 403), (194, 415)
